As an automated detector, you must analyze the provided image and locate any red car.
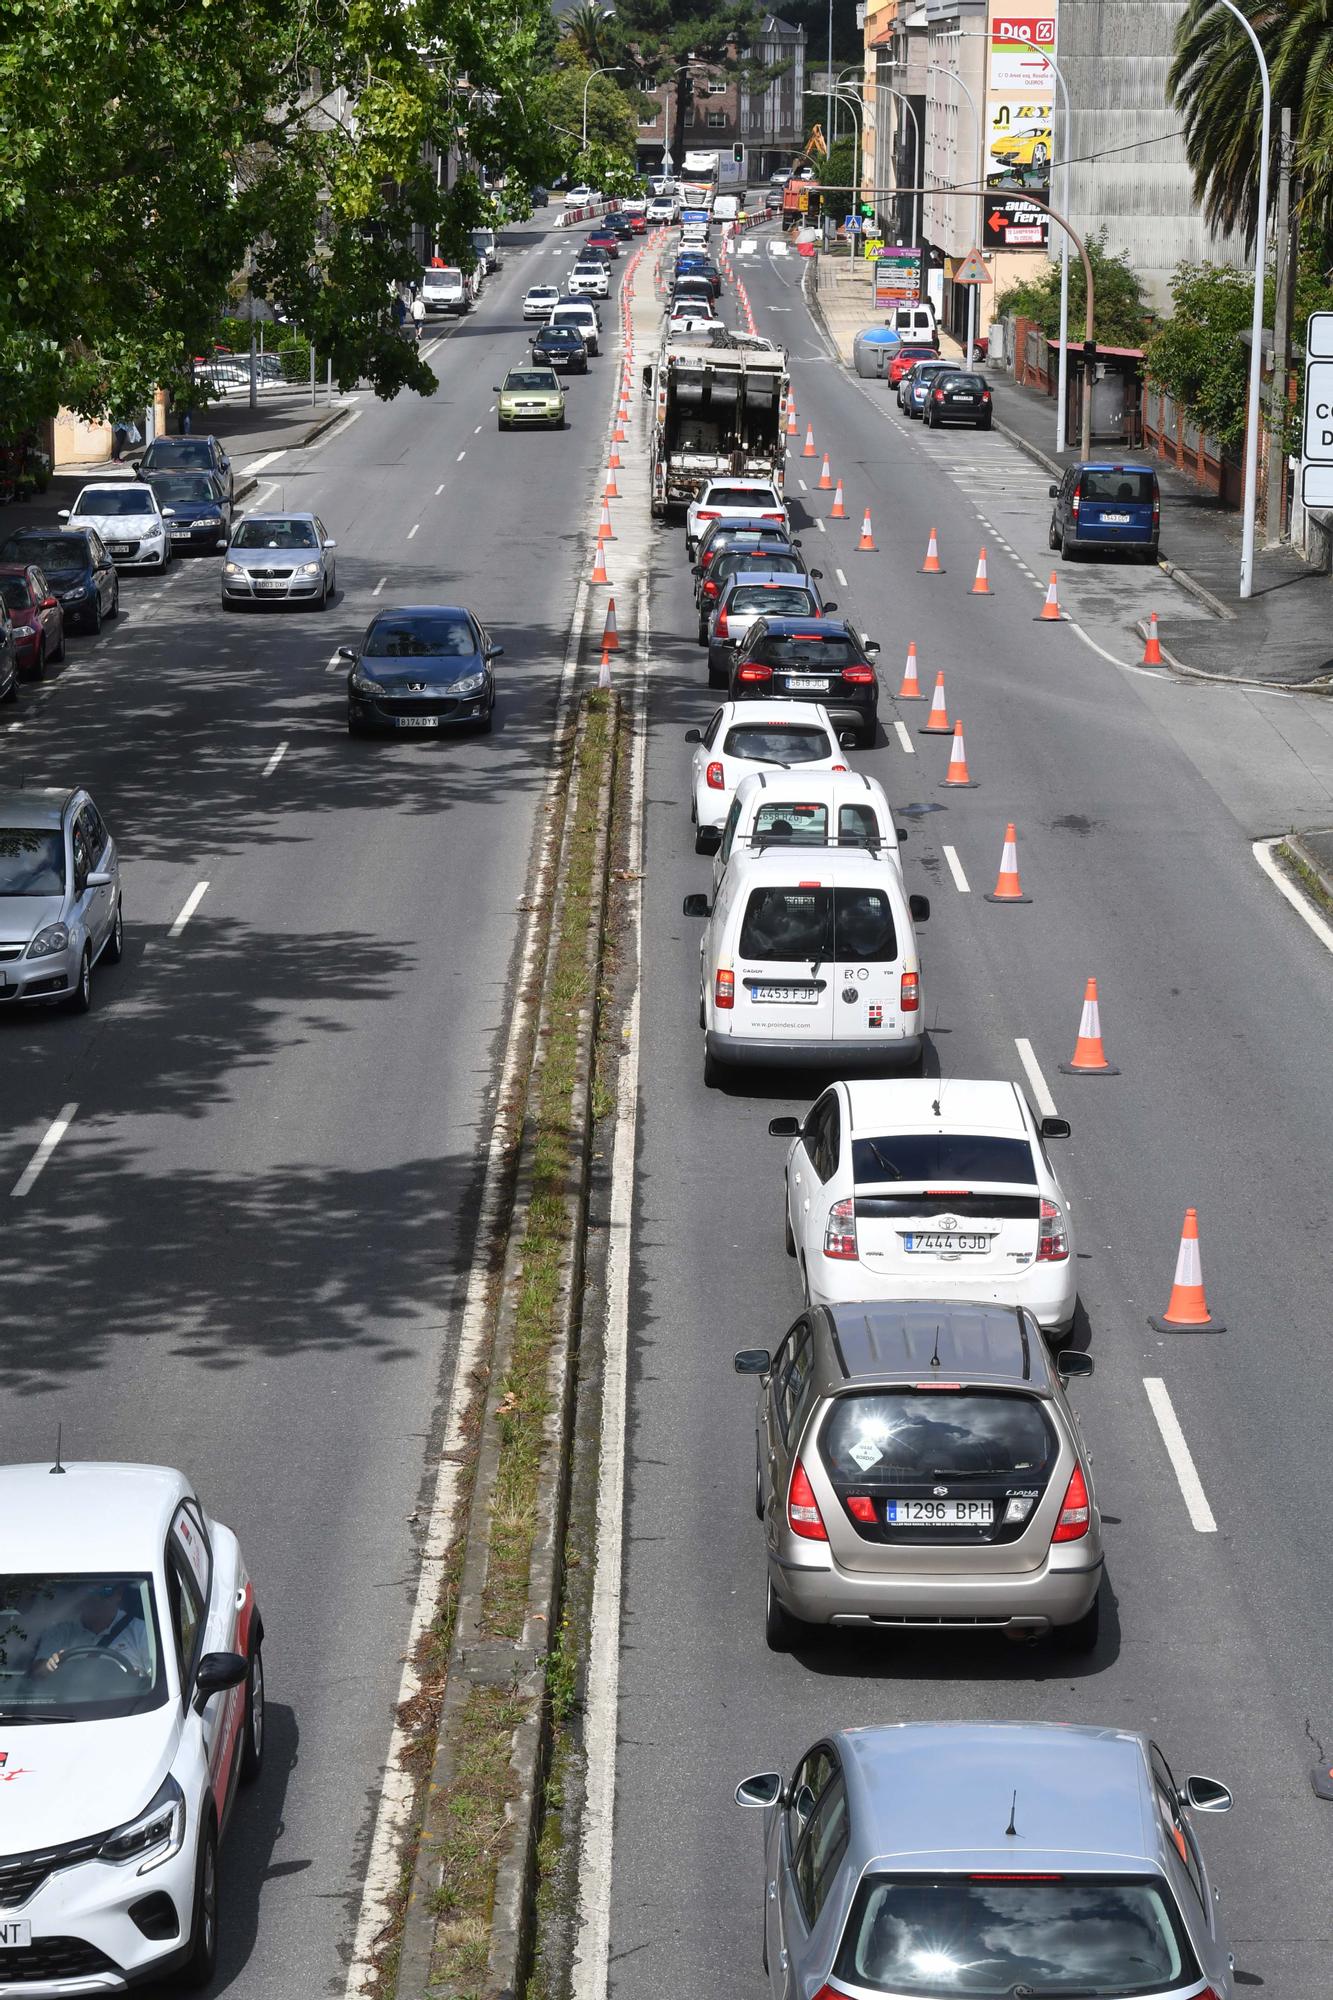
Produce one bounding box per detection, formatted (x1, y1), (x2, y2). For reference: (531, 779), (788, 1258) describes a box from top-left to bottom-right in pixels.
(627, 212), (647, 234)
(585, 229), (620, 258)
(888, 341), (940, 387)
(0, 563), (64, 677)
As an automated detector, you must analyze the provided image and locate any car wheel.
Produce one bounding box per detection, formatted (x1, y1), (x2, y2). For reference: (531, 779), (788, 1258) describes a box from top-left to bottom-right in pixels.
(109, 582), (120, 617)
(475, 702), (494, 735)
(497, 417), (507, 431)
(347, 709), (369, 738)
(703, 1044), (725, 1088)
(1048, 516), (1060, 551)
(179, 1818), (219, 1991)
(29, 643), (45, 682)
(979, 415), (992, 430)
(71, 947), (91, 1014)
(240, 1638), (265, 1782)
(755, 1441), (765, 1519)
(1060, 531), (1079, 561)
(316, 583), (328, 611)
(765, 1573), (799, 1653)
(1055, 1589), (1101, 1655)
(1, 670), (15, 706)
(696, 620), (708, 645)
(51, 623), (66, 663)
(857, 719), (877, 749)
(104, 898), (124, 965)
(87, 598), (103, 636)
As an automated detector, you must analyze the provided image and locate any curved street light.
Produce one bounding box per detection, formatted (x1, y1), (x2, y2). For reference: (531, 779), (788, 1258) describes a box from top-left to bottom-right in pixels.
(582, 65), (626, 151)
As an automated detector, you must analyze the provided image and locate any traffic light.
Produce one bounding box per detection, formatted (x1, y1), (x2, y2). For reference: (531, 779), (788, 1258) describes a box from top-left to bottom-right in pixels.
(732, 143), (744, 164)
(860, 201), (874, 217)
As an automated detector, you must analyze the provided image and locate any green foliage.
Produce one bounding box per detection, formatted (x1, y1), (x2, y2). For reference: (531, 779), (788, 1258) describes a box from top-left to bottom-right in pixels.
(607, 0), (765, 161)
(994, 231), (1154, 348)
(824, 137), (859, 197)
(1143, 261), (1253, 448)
(560, 0), (615, 68)
(539, 70), (640, 158)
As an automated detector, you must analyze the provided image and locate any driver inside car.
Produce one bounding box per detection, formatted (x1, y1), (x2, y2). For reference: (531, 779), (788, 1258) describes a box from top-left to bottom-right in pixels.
(32, 1582), (152, 1678)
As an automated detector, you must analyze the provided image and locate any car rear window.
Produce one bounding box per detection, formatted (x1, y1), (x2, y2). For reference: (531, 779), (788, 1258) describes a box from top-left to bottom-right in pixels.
(753, 801), (828, 842)
(1080, 469), (1156, 504)
(942, 373), (986, 392)
(753, 634), (863, 669)
(707, 487), (779, 509)
(851, 1134), (1036, 1185)
(821, 1391), (1055, 1482)
(728, 585), (817, 617)
(718, 554), (801, 585)
(834, 1873), (1197, 1996)
(738, 886), (899, 962)
(723, 723), (830, 763)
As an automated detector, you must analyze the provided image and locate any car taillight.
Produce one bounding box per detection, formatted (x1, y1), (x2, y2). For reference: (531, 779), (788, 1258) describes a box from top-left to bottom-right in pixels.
(900, 971), (919, 1012)
(846, 1494), (876, 1524)
(841, 663), (875, 684)
(736, 662), (771, 684)
(761, 512), (784, 521)
(706, 760), (726, 789)
(981, 390), (991, 402)
(714, 608), (729, 638)
(1071, 484), (1081, 517)
(697, 510), (718, 522)
(714, 968), (734, 1008)
(1037, 1197), (1068, 1262)
(787, 1460), (828, 1540)
(933, 388), (944, 402)
(1152, 500), (1160, 526)
(823, 1196), (858, 1260)
(703, 578), (720, 598)
(1052, 1464), (1090, 1542)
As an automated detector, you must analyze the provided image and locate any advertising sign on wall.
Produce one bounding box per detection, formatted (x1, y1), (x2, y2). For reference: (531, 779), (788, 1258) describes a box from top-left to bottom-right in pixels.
(984, 3), (1055, 250)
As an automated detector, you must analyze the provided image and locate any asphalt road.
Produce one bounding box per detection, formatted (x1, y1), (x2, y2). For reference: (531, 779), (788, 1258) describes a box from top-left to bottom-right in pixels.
(0, 212), (620, 1997)
(609, 227), (1333, 1997)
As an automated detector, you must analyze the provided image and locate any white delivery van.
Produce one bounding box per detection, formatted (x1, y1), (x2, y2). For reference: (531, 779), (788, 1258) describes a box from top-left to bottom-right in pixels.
(683, 845), (929, 1084)
(712, 769), (902, 899)
(420, 267), (469, 315)
(886, 302), (938, 346)
(712, 193), (742, 224)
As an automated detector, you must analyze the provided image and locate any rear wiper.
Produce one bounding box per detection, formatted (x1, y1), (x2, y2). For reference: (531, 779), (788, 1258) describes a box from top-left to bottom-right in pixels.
(863, 1141), (902, 1179)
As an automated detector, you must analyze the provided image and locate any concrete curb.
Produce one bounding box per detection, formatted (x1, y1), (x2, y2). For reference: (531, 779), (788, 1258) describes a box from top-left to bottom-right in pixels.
(1143, 617), (1333, 695)
(1280, 832), (1333, 912)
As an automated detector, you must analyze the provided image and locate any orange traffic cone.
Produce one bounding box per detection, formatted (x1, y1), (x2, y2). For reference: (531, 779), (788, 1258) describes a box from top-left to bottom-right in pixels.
(1149, 1208), (1225, 1332)
(897, 642), (923, 700)
(590, 543), (611, 586)
(818, 453), (833, 490)
(608, 439), (622, 470)
(918, 671), (951, 735)
(1060, 976), (1119, 1075)
(604, 465), (619, 499)
(597, 646), (612, 690)
(802, 424), (817, 458)
(830, 479), (847, 519)
(1142, 612), (1163, 666)
(857, 509), (877, 552)
(940, 720), (978, 788)
(596, 500), (615, 543)
(613, 412), (627, 444)
(787, 398), (799, 436)
(984, 822), (1032, 903)
(602, 597), (619, 652)
(920, 526), (943, 574)
(970, 547), (993, 595)
(1038, 572), (1062, 620)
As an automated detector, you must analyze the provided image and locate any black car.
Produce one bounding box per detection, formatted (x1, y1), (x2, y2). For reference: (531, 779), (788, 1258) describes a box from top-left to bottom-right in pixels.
(674, 259), (722, 298)
(531, 325), (589, 373)
(144, 470), (233, 553)
(924, 370), (993, 429)
(132, 433), (234, 501)
(531, 185), (549, 208)
(342, 605), (503, 737)
(605, 213), (633, 239)
(0, 527), (119, 633)
(729, 616), (881, 746)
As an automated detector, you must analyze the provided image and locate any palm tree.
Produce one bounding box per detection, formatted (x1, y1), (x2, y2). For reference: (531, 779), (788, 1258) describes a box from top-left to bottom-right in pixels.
(560, 1), (612, 69)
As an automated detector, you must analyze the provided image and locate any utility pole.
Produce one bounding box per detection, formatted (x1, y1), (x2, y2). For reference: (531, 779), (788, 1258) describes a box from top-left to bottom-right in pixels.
(1265, 104), (1294, 546)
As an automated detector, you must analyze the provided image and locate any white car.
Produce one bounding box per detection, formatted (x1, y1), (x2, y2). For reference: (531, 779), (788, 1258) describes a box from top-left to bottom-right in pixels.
(548, 301), (601, 355)
(712, 768), (901, 897)
(666, 313), (724, 341)
(420, 266), (469, 315)
(564, 184), (597, 205)
(647, 196), (679, 223)
(569, 261), (610, 297)
(60, 483), (170, 573)
(522, 284), (561, 320)
(0, 1459), (264, 1990)
(685, 699), (848, 851)
(775, 1078), (1077, 1333)
(686, 477), (788, 556)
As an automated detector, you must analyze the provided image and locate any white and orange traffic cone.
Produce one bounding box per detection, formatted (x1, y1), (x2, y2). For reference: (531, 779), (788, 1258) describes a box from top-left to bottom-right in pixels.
(1059, 976), (1119, 1075)
(818, 453), (833, 491)
(590, 543), (611, 586)
(919, 670), (951, 735)
(1038, 571), (1062, 620)
(597, 646), (612, 690)
(604, 465), (620, 499)
(984, 822), (1032, 903)
(1142, 612), (1163, 665)
(787, 398), (799, 437)
(602, 597), (619, 652)
(897, 642), (923, 700)
(940, 720), (978, 788)
(802, 423), (817, 458)
(596, 499), (615, 543)
(920, 526), (943, 574)
(970, 546), (993, 595)
(608, 439), (622, 470)
(856, 508), (877, 552)
(830, 479), (847, 520)
(1148, 1208), (1225, 1332)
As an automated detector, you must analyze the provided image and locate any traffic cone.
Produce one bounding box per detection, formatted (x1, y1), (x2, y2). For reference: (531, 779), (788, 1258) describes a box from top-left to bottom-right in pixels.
(1059, 976), (1119, 1075)
(984, 822), (1032, 903)
(802, 424), (817, 457)
(613, 412), (627, 443)
(970, 546), (993, 595)
(596, 499), (615, 543)
(940, 720), (978, 788)
(602, 597), (619, 652)
(818, 453), (833, 490)
(830, 479), (847, 520)
(597, 646), (612, 690)
(1149, 1208), (1225, 1332)
(1038, 572), (1062, 620)
(897, 642), (923, 700)
(857, 508), (877, 552)
(787, 398), (799, 436)
(604, 465), (619, 499)
(918, 671), (951, 734)
(1141, 612), (1163, 666)
(590, 543), (611, 586)
(608, 439), (622, 469)
(920, 526), (944, 574)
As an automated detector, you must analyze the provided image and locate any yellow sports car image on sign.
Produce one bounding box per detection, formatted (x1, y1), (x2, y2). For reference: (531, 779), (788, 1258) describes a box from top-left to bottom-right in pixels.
(985, 99), (1052, 189)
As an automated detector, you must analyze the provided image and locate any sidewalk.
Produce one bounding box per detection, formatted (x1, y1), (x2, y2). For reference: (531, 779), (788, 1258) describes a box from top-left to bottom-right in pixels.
(810, 251), (1333, 691)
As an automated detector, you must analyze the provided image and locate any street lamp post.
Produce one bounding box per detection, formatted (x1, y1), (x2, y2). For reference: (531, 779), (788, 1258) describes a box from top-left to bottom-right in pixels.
(1019, 49), (1074, 453)
(927, 59), (982, 367)
(581, 65), (626, 151)
(876, 74), (922, 250)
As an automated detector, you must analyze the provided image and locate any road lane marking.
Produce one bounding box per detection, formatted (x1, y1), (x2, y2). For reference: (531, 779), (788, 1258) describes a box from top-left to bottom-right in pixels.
(797, 477), (807, 491)
(1014, 1036), (1057, 1116)
(262, 741), (288, 778)
(456, 449), (466, 461)
(435, 482), (446, 495)
(1253, 838), (1333, 956)
(168, 882), (209, 937)
(326, 650), (343, 669)
(372, 576), (387, 596)
(893, 720), (914, 755)
(1143, 1378), (1218, 1532)
(816, 517), (826, 533)
(407, 523), (420, 540)
(474, 424), (482, 434)
(942, 843), (970, 893)
(245, 450), (285, 475)
(835, 567), (847, 585)
(10, 1105), (78, 1201)
(252, 483), (281, 510)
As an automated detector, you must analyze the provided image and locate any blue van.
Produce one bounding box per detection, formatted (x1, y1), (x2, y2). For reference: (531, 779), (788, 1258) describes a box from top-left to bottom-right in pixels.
(1048, 461), (1160, 561)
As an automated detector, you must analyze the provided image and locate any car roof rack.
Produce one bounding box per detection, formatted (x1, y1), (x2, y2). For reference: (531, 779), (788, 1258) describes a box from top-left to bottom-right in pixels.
(740, 830), (883, 852)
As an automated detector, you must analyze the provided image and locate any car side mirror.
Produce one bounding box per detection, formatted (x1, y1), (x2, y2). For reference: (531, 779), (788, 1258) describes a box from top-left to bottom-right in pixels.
(768, 1115), (801, 1137)
(864, 641), (881, 656)
(682, 892), (710, 918)
(735, 1771), (783, 1808)
(733, 1347), (772, 1375)
(909, 894), (931, 923)
(684, 727), (702, 744)
(129, 461), (141, 474)
(1056, 1350), (1093, 1381)
(160, 508), (175, 518)
(486, 644), (504, 660)
(86, 870), (113, 889)
(822, 599), (839, 612)
(324, 538), (337, 549)
(809, 568), (822, 579)
(1040, 1116), (1071, 1139)
(896, 826), (908, 839)
(57, 509), (70, 522)
(839, 731), (858, 749)
(492, 384), (501, 392)
(337, 646), (356, 661)
(1184, 1775), (1233, 1813)
(1049, 483), (1060, 498)
(42, 594), (58, 610)
(193, 1650), (248, 1711)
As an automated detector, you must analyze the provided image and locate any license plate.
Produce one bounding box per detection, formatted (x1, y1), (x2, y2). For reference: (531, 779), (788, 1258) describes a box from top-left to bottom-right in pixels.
(257, 579), (287, 592)
(171, 530), (191, 540)
(396, 715), (438, 729)
(1101, 512), (1131, 523)
(109, 544), (131, 556)
(886, 1499), (994, 1526)
(750, 983), (817, 1003)
(904, 1232), (990, 1253)
(0, 1921), (31, 1947)
(949, 395), (972, 403)
(786, 677), (829, 692)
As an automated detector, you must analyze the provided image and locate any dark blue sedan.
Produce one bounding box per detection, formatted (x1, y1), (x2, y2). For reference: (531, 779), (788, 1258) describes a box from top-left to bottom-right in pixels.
(0, 527), (119, 632)
(145, 470), (233, 553)
(341, 606), (504, 737)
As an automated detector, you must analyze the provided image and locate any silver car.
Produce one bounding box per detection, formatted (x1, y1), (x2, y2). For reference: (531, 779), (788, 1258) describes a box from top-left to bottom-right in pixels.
(736, 1722), (1236, 2000)
(735, 1301), (1102, 1651)
(221, 512), (337, 609)
(0, 787), (123, 1012)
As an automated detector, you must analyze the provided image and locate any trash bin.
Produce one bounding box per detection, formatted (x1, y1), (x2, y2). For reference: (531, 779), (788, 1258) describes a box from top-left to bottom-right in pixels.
(852, 328), (901, 380)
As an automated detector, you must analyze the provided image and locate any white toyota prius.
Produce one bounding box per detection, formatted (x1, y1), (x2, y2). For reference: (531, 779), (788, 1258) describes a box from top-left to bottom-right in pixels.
(0, 1461), (263, 1992)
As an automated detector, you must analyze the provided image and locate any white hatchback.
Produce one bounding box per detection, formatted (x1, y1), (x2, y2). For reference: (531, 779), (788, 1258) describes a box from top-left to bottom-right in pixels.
(686, 477), (787, 556)
(522, 285), (561, 320)
(685, 700), (848, 852)
(0, 1460), (264, 1991)
(774, 1077), (1077, 1333)
(60, 484), (169, 573)
(712, 768), (901, 898)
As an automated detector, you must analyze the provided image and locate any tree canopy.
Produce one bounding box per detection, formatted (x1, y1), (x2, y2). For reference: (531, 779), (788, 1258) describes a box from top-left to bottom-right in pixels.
(606, 0), (766, 163)
(994, 232), (1154, 349)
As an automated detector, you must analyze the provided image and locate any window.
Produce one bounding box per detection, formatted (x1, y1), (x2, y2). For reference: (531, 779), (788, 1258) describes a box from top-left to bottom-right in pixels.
(78, 803), (106, 865)
(821, 1391), (1056, 1484)
(1151, 1746), (1208, 1910)
(639, 102), (658, 125)
(786, 1742), (836, 1845)
(702, 707), (724, 750)
(751, 632), (865, 669)
(1080, 468), (1156, 504)
(167, 1555), (202, 1687)
(753, 800), (828, 847)
(778, 1320), (813, 1440)
(707, 110), (726, 128)
(794, 1777), (848, 1925)
(170, 1502), (212, 1604)
(807, 1092), (840, 1182)
(708, 78), (728, 95)
(723, 723), (830, 767)
(720, 796), (743, 862)
(850, 1133), (1036, 1185)
(684, 106), (696, 127)
(0, 1573), (165, 1718)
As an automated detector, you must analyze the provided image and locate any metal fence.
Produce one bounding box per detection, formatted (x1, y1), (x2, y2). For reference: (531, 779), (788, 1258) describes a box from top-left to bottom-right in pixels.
(195, 342), (338, 406)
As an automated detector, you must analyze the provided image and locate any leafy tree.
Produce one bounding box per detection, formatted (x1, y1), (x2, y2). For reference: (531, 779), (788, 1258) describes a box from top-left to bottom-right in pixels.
(539, 70), (640, 156)
(560, 0), (615, 69)
(607, 0), (766, 165)
(994, 230), (1153, 348)
(1143, 262), (1253, 447)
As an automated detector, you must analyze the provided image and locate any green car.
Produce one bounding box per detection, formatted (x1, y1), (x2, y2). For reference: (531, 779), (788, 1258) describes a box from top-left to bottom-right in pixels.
(495, 366), (566, 431)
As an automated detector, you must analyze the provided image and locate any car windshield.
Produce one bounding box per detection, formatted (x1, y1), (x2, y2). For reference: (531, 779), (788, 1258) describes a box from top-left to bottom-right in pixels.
(707, 487), (778, 509)
(821, 1391), (1055, 1483)
(1081, 469), (1156, 504)
(505, 371), (559, 391)
(723, 723), (830, 765)
(851, 1134), (1037, 1185)
(0, 830), (65, 895)
(738, 886), (898, 960)
(756, 634), (863, 669)
(151, 474), (218, 502)
(728, 586), (816, 617)
(77, 489), (154, 517)
(234, 518), (318, 549)
(0, 1573), (167, 1721)
(0, 535), (84, 569)
(834, 1873), (1197, 1997)
(0, 579), (32, 612)
(362, 614), (475, 659)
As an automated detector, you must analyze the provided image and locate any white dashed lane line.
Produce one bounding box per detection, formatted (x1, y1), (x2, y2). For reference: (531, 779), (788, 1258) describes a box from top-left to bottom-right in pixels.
(1143, 1378), (1218, 1533)
(10, 1104), (78, 1200)
(942, 843), (970, 894)
(168, 882), (210, 938)
(1014, 1035), (1058, 1117)
(816, 518), (826, 533)
(407, 523), (420, 540)
(372, 577), (387, 597)
(457, 450), (466, 462)
(893, 720), (915, 755)
(835, 568), (847, 586)
(435, 482), (446, 495)
(262, 741), (288, 778)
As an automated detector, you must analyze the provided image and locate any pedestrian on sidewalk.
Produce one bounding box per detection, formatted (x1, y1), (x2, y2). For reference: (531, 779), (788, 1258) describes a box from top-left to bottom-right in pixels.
(411, 293), (426, 340)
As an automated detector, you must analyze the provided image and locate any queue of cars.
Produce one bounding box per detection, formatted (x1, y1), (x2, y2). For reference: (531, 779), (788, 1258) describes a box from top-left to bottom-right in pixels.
(647, 205), (1238, 1998)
